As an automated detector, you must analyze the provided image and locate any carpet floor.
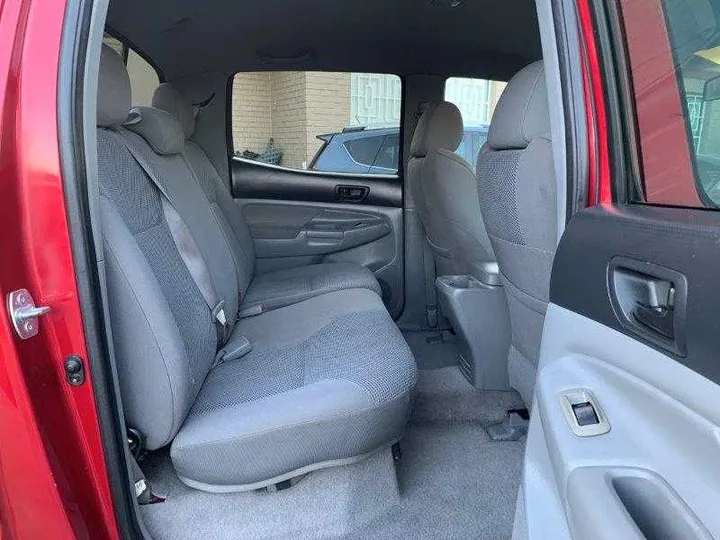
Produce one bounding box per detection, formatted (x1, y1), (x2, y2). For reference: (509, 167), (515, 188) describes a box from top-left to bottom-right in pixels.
(140, 334), (525, 540)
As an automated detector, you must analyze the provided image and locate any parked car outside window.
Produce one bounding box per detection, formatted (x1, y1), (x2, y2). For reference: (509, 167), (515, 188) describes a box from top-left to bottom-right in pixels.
(310, 125), (489, 174)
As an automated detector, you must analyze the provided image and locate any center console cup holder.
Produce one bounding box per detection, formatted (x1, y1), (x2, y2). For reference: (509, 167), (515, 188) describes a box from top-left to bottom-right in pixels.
(436, 268), (510, 389)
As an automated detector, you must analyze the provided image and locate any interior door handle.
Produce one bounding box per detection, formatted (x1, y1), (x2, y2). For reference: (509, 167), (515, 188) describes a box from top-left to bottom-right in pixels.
(633, 301), (674, 340)
(335, 185), (369, 202)
(608, 257), (688, 355)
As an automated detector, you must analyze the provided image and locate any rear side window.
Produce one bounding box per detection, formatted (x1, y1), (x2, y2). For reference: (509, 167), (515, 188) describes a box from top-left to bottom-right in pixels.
(231, 72), (402, 174)
(444, 77), (506, 169)
(376, 135), (400, 170)
(102, 34), (160, 106)
(344, 136), (385, 166)
(616, 0), (720, 207)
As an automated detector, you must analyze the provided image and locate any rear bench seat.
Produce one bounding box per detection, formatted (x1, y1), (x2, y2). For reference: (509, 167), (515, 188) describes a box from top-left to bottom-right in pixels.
(97, 44), (418, 492)
(152, 81), (383, 316)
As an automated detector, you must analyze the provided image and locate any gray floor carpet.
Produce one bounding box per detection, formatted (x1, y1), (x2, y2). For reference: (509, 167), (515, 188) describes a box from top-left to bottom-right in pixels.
(347, 367), (525, 540)
(140, 340), (525, 540)
(401, 330), (459, 370)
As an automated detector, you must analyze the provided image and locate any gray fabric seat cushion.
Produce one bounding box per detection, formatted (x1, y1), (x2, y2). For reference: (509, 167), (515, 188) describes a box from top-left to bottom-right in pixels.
(244, 262), (381, 314)
(171, 289), (417, 491)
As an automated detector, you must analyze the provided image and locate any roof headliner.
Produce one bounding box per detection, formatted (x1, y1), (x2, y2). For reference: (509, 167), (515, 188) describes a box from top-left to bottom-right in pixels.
(107, 0), (542, 80)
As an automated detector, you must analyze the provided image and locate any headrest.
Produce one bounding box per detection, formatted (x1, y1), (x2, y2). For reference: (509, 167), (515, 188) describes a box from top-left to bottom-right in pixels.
(152, 83), (195, 139)
(487, 61), (549, 150)
(124, 107), (185, 156)
(97, 44), (131, 127)
(410, 101), (463, 157)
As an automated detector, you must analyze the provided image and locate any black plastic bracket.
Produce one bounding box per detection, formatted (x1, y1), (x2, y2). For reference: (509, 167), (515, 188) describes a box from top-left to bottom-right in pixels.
(64, 355), (85, 386)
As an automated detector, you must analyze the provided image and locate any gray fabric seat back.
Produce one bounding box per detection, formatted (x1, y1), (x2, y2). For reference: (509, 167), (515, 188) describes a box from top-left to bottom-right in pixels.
(476, 60), (555, 406)
(121, 107), (240, 327)
(408, 101), (495, 279)
(153, 83), (256, 298)
(96, 44), (232, 449)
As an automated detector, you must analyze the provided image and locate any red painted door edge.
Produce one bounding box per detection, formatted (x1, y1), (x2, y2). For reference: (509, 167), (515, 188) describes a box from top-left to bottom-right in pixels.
(0, 299), (76, 537)
(0, 0), (120, 538)
(577, 0), (612, 205)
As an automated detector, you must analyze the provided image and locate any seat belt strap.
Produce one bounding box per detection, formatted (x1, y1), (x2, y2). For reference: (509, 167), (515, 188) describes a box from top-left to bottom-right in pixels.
(118, 132), (229, 344)
(422, 235), (438, 328)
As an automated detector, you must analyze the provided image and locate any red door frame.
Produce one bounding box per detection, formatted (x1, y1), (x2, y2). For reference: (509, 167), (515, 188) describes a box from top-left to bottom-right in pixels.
(0, 0), (119, 537)
(577, 0), (703, 208)
(578, 0), (612, 205)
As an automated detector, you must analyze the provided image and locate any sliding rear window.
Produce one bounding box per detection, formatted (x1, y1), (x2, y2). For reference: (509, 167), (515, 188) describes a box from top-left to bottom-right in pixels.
(230, 72), (402, 175)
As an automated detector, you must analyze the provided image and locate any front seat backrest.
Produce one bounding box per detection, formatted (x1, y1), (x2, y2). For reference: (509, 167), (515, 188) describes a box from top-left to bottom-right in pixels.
(476, 61), (555, 407)
(408, 101), (495, 280)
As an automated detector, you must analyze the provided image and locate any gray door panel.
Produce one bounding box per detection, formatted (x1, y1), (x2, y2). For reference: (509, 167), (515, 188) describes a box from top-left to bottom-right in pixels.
(237, 198), (404, 318)
(243, 204), (392, 258)
(230, 155), (405, 318)
(523, 304), (720, 539)
(521, 206), (720, 539)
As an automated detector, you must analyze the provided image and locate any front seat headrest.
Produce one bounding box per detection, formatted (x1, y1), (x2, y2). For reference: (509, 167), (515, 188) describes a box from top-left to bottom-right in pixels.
(410, 101), (464, 157)
(487, 60), (549, 150)
(97, 43), (131, 128)
(153, 83), (196, 139)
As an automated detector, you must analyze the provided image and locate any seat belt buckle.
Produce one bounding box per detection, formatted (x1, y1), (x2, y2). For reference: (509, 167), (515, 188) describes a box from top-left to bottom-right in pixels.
(426, 306), (438, 328)
(212, 300), (227, 326)
(239, 303), (265, 319)
(214, 335), (252, 367)
(212, 300), (229, 342)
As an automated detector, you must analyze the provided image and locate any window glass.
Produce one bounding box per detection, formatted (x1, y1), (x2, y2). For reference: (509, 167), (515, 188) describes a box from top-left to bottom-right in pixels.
(618, 0), (720, 207)
(231, 72), (402, 174)
(375, 135), (400, 170)
(102, 34), (159, 107)
(345, 136), (384, 166)
(444, 77), (505, 169)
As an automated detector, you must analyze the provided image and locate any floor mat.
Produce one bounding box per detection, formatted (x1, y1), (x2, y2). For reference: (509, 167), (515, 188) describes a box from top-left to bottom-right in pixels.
(140, 367), (525, 540)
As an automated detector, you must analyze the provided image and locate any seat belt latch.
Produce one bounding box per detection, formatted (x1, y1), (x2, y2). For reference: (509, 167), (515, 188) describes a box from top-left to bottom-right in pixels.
(239, 303), (265, 319)
(212, 300), (229, 343)
(214, 335), (252, 367)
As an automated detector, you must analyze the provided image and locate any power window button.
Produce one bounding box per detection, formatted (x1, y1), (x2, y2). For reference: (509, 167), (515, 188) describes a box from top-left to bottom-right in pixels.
(571, 402), (599, 426)
(559, 389), (610, 437)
